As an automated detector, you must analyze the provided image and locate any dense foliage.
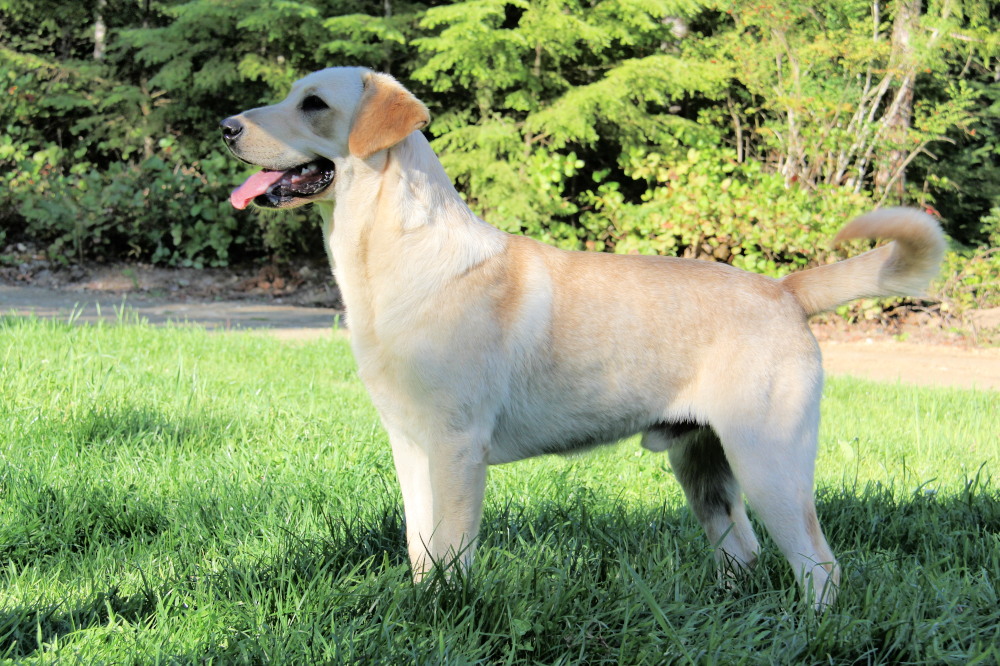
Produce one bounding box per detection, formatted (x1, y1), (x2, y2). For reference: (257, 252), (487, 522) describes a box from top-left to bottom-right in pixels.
(1, 0), (998, 301)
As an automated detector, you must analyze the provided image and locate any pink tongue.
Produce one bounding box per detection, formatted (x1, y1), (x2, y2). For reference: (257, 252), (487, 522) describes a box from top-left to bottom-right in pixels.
(230, 169), (286, 210)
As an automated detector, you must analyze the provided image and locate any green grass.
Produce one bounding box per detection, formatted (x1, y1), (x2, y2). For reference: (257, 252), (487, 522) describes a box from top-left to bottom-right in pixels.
(1, 316), (998, 665)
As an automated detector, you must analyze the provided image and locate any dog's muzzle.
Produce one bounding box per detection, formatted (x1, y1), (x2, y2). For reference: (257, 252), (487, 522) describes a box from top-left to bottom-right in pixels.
(221, 116), (336, 210)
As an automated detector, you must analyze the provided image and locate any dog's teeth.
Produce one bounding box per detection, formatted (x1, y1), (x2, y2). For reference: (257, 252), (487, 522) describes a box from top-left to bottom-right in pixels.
(301, 164), (317, 175)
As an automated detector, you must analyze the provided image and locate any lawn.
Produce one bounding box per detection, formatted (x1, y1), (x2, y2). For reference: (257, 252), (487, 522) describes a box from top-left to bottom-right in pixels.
(1, 316), (998, 664)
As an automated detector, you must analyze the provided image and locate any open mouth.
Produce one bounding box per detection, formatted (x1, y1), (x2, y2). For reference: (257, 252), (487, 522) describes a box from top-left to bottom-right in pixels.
(230, 158), (336, 210)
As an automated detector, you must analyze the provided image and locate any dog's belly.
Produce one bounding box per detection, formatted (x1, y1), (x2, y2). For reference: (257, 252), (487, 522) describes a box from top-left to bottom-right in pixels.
(484, 368), (682, 464)
(480, 332), (700, 464)
(488, 408), (652, 464)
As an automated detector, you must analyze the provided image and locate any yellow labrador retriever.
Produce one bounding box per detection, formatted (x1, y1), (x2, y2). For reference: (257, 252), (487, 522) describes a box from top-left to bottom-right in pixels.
(221, 67), (944, 608)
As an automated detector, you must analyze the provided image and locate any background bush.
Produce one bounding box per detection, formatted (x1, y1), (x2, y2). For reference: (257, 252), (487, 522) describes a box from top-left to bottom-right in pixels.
(1, 0), (998, 303)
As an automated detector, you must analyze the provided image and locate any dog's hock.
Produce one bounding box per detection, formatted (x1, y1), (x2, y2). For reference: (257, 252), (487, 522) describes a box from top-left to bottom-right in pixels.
(348, 72), (430, 160)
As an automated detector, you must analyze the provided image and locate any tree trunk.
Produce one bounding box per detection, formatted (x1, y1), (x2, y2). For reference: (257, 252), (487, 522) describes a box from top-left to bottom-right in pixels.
(874, 0), (921, 201)
(383, 0), (392, 73)
(94, 0), (107, 61)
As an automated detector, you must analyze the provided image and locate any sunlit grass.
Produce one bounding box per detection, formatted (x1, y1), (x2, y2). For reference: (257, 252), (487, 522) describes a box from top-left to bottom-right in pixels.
(1, 317), (997, 664)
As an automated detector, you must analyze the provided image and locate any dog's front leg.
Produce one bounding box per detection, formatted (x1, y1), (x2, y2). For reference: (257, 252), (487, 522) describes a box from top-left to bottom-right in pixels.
(388, 428), (488, 581)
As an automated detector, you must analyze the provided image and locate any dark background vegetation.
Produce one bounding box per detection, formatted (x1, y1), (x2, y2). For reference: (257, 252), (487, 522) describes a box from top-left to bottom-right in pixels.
(1, 0), (997, 311)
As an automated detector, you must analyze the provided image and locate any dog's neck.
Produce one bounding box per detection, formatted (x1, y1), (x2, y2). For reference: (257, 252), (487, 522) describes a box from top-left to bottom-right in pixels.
(323, 132), (506, 337)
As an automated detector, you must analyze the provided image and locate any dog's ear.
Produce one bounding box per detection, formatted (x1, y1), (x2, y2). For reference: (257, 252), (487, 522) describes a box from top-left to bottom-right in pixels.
(348, 72), (430, 159)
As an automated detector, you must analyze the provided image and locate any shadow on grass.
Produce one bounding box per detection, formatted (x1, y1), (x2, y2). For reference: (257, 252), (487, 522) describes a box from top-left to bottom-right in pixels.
(0, 494), (407, 660)
(181, 480), (1000, 665)
(0, 587), (159, 659)
(0, 479), (170, 565)
(7, 392), (255, 463)
(817, 470), (999, 556)
(2, 478), (997, 661)
(3, 404), (263, 566)
(61, 403), (246, 452)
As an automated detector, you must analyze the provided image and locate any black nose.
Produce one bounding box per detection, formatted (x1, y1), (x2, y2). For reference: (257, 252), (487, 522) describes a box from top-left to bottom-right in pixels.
(220, 117), (244, 143)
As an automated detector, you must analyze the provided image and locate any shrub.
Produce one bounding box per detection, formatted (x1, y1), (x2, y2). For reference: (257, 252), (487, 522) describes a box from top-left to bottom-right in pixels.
(4, 152), (260, 268)
(580, 147), (874, 277)
(935, 248), (1000, 313)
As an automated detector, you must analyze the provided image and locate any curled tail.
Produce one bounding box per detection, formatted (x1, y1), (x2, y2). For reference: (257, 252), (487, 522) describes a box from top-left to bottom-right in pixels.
(781, 207), (945, 317)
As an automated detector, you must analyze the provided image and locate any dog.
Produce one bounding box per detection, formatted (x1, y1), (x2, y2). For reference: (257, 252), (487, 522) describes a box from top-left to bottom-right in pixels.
(221, 67), (944, 608)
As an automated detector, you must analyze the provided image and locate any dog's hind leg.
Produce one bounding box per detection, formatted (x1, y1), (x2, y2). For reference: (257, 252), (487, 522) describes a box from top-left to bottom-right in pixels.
(645, 425), (761, 579)
(714, 403), (840, 609)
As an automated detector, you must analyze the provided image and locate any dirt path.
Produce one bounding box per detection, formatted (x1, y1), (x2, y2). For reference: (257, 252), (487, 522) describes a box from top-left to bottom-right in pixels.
(1, 284), (342, 331)
(3, 283), (998, 391)
(817, 339), (1000, 391)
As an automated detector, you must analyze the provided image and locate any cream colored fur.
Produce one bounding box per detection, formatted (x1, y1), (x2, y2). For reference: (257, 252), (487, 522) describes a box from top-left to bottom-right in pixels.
(223, 67), (946, 609)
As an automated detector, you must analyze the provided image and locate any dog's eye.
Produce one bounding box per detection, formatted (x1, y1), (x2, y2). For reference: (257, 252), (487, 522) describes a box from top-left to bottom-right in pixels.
(301, 95), (328, 112)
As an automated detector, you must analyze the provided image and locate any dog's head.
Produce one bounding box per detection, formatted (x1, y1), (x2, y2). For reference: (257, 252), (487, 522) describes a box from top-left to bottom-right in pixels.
(222, 67), (430, 210)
